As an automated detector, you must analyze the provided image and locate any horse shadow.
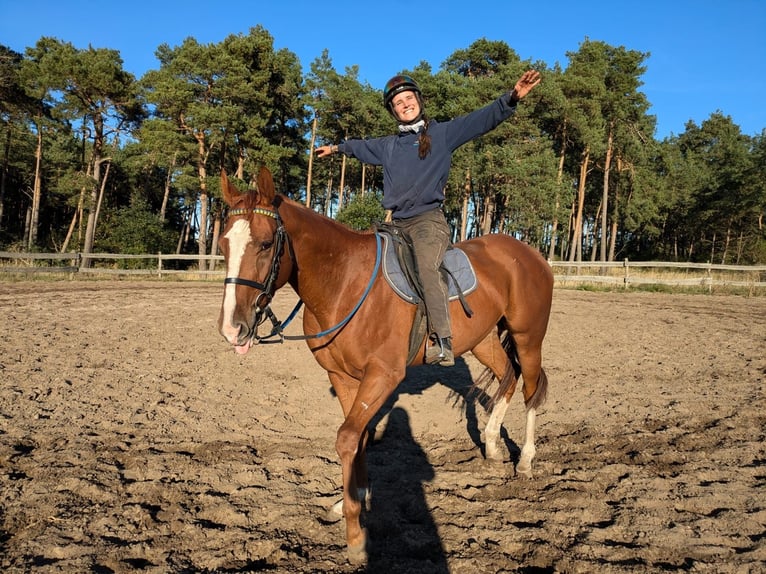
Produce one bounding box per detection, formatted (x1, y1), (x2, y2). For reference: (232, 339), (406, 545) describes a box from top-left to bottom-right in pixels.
(370, 357), (522, 463)
(363, 406), (448, 573)
(361, 360), (521, 572)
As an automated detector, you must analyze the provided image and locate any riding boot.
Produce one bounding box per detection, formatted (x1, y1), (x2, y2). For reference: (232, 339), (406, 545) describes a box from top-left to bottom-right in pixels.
(425, 336), (454, 367)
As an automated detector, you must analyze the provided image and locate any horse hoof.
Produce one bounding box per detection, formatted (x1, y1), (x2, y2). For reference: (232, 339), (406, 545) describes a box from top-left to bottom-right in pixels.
(320, 500), (344, 524)
(347, 531), (368, 565)
(485, 447), (504, 462)
(516, 465), (533, 479)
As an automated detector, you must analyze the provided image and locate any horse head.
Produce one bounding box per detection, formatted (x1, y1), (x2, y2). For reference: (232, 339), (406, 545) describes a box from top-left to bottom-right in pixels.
(218, 167), (292, 354)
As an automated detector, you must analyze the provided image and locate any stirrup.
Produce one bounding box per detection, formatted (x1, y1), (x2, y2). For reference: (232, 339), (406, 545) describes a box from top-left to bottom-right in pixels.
(425, 336), (454, 366)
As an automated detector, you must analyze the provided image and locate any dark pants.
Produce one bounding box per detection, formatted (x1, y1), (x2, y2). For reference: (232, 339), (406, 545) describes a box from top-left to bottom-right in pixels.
(393, 208), (452, 338)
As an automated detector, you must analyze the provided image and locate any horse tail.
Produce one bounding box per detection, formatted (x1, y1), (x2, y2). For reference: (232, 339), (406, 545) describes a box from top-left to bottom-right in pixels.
(527, 366), (548, 410)
(470, 328), (520, 410)
(471, 328), (548, 411)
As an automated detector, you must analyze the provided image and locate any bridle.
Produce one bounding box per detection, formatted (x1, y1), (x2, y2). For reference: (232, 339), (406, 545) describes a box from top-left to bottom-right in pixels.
(224, 206), (287, 303)
(223, 203), (383, 344)
(224, 205), (288, 340)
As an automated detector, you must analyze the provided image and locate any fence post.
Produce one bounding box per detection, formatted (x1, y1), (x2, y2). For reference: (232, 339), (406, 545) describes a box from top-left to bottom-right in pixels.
(623, 258), (629, 289)
(69, 253), (79, 280)
(158, 252), (162, 279)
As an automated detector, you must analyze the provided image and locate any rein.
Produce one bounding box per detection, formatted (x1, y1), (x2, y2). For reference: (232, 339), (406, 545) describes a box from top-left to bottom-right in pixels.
(224, 205), (382, 344)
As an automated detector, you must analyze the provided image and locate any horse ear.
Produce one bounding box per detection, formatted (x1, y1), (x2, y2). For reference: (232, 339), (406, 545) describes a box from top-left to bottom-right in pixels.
(256, 166), (275, 202)
(220, 170), (241, 207)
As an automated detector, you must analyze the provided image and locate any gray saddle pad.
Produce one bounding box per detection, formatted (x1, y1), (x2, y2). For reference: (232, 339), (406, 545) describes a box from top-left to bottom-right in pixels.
(379, 232), (478, 304)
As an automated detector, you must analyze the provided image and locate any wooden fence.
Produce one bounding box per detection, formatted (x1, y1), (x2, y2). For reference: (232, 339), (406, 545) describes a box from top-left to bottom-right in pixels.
(550, 260), (766, 291)
(2, 251), (766, 291)
(0, 251), (224, 280)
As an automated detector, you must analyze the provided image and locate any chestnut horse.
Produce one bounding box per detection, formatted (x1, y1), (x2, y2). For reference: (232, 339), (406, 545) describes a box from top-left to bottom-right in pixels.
(217, 167), (553, 564)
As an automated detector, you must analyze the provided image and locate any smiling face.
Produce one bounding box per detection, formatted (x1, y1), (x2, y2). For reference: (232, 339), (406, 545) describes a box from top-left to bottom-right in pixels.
(391, 90), (421, 124)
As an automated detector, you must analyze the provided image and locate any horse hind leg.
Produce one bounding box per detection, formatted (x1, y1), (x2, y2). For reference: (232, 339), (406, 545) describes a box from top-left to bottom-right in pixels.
(514, 335), (548, 478)
(469, 330), (520, 461)
(471, 329), (548, 477)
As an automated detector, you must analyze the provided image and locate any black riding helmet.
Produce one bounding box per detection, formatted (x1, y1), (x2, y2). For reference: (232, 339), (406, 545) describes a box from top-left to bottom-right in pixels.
(383, 74), (424, 124)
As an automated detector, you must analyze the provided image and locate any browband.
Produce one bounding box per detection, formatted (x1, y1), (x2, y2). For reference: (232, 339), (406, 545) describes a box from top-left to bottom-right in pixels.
(228, 207), (278, 219)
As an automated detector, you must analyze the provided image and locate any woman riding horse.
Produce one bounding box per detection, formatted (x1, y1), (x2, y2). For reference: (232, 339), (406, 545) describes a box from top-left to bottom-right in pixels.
(315, 70), (542, 367)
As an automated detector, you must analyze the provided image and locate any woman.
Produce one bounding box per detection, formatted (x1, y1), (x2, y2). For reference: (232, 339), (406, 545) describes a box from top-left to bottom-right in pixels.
(316, 69), (541, 366)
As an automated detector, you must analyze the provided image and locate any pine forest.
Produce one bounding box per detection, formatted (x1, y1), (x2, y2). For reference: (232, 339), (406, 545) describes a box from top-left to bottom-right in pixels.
(1, 28), (764, 268)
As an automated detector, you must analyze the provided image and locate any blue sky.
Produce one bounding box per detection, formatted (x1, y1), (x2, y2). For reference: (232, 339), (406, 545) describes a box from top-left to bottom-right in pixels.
(2, 0), (764, 139)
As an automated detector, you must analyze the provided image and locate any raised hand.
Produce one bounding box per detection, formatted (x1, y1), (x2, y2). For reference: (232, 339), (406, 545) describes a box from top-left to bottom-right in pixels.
(513, 70), (542, 100)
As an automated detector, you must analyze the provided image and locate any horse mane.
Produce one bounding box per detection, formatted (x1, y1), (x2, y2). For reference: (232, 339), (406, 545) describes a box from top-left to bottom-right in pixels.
(223, 166), (373, 238)
(278, 194), (375, 237)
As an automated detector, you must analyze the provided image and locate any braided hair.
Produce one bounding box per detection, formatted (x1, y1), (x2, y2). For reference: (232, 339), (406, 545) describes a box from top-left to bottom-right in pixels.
(417, 119), (431, 159)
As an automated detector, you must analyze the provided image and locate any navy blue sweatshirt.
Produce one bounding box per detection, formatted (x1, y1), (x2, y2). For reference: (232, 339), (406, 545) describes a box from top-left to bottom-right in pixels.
(338, 92), (517, 219)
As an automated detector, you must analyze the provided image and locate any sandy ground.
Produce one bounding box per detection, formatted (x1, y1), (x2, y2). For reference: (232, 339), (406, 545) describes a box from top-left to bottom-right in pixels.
(0, 280), (764, 573)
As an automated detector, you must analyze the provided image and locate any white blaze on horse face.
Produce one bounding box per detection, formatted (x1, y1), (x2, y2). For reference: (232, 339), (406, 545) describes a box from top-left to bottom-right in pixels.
(221, 219), (252, 344)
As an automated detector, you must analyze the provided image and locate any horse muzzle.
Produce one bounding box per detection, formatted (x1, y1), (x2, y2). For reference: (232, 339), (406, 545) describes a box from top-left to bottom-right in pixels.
(219, 313), (258, 353)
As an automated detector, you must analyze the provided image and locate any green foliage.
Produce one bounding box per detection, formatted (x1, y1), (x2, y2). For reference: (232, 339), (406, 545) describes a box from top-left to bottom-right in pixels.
(97, 197), (176, 259)
(336, 192), (385, 231)
(0, 33), (763, 264)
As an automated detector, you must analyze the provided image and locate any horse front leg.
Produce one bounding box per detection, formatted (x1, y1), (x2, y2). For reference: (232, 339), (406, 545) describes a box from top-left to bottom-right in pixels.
(516, 404), (537, 478)
(336, 415), (369, 564)
(334, 365), (402, 565)
(485, 393), (515, 461)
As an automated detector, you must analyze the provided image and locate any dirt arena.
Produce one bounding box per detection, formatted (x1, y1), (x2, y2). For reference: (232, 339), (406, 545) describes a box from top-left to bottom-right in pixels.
(0, 280), (764, 573)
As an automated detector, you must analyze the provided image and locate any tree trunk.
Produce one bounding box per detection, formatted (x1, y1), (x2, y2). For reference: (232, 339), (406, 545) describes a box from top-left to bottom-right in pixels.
(236, 150), (245, 180)
(0, 125), (10, 229)
(460, 167), (471, 241)
(735, 230), (744, 264)
(160, 152), (177, 221)
(338, 154), (347, 210)
(209, 211), (221, 271)
(608, 159), (622, 262)
(93, 160), (111, 231)
(324, 178), (333, 217)
(82, 127), (103, 268)
(562, 197), (574, 260)
(569, 146), (590, 262)
(61, 187), (85, 253)
(176, 206), (192, 255)
(305, 116), (317, 207)
(600, 124), (614, 262)
(590, 202), (602, 261)
(548, 145), (566, 261)
(479, 184), (495, 236)
(721, 221), (732, 264)
(608, 220), (618, 261)
(196, 136), (209, 272)
(337, 129), (349, 210)
(28, 120), (43, 250)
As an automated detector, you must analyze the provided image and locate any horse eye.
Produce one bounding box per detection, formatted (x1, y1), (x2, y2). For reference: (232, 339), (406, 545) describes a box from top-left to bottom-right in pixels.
(260, 240), (273, 251)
